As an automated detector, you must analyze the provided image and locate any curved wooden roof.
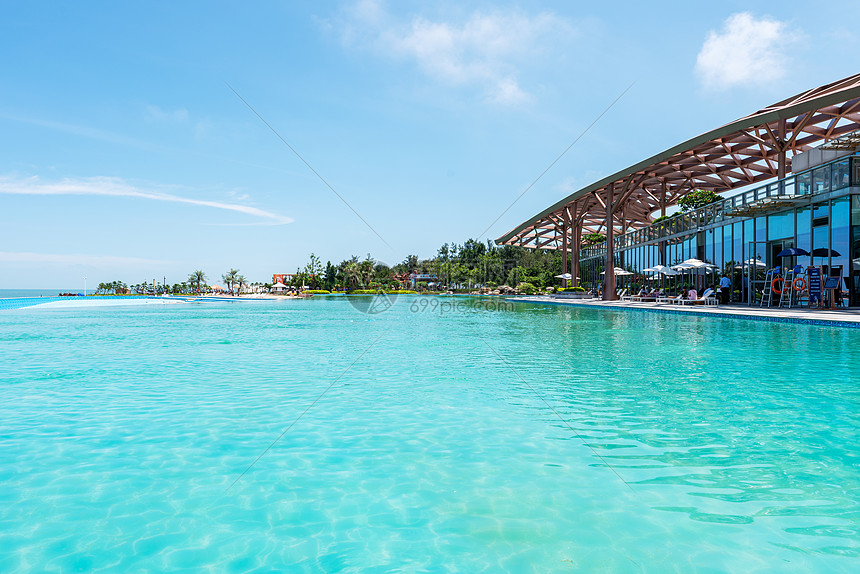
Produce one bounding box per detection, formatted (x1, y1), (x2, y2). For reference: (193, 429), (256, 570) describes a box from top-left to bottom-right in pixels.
(497, 73), (860, 249)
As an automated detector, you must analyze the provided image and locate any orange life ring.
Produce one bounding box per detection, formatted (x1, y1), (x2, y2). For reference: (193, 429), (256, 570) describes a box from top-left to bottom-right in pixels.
(771, 277), (786, 294)
(792, 277), (806, 292)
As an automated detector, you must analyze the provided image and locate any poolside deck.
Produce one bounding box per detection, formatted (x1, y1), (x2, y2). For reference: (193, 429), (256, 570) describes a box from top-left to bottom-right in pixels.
(508, 296), (860, 328)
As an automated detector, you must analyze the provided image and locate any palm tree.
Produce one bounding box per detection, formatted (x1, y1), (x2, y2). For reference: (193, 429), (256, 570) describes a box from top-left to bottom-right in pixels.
(341, 256), (360, 290)
(235, 274), (247, 295)
(188, 270), (207, 293)
(222, 268), (240, 295)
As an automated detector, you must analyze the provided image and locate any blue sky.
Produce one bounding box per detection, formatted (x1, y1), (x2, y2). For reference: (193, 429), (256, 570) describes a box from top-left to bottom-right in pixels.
(1, 1), (858, 288)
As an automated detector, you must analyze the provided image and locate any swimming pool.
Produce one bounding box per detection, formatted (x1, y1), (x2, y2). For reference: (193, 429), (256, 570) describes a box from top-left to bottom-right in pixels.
(1, 297), (858, 572)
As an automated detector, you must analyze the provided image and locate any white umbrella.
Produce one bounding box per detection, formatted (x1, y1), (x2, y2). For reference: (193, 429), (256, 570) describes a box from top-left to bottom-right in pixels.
(554, 273), (574, 280)
(741, 258), (766, 268)
(644, 264), (678, 276)
(672, 258), (717, 270)
(600, 267), (633, 276)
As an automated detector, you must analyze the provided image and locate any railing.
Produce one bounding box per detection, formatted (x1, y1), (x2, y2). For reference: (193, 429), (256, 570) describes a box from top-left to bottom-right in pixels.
(580, 153), (857, 260)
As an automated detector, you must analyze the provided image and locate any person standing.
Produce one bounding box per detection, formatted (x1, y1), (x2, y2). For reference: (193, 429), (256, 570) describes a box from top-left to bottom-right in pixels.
(719, 274), (732, 304)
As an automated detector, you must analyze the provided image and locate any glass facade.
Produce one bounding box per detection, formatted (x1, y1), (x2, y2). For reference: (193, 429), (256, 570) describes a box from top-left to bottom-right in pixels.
(578, 154), (860, 306)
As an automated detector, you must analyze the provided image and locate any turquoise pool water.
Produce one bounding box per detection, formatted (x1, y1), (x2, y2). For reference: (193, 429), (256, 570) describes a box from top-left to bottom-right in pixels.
(1, 297), (858, 572)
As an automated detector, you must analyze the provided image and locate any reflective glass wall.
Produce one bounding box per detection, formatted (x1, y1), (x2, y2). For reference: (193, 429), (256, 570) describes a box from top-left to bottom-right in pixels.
(579, 191), (858, 305)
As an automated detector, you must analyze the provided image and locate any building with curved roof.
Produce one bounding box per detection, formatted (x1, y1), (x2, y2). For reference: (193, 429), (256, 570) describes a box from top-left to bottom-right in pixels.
(497, 74), (860, 305)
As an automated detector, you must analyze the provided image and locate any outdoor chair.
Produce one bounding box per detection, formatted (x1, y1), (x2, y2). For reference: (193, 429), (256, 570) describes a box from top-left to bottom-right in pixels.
(630, 290), (653, 302)
(689, 288), (718, 306)
(670, 289), (701, 305)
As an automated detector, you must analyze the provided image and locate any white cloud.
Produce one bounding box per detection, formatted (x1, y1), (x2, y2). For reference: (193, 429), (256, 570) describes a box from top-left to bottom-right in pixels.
(340, 1), (573, 104)
(0, 251), (171, 267)
(695, 13), (798, 89)
(0, 176), (293, 225)
(146, 104), (189, 123)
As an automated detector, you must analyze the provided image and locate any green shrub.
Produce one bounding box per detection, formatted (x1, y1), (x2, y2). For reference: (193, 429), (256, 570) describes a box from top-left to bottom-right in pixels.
(582, 233), (606, 246)
(515, 282), (537, 295)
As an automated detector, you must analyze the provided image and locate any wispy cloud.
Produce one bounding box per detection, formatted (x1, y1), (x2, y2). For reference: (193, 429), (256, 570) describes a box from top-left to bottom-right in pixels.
(695, 13), (799, 89)
(0, 251), (172, 267)
(146, 104), (190, 123)
(339, 0), (573, 105)
(0, 112), (152, 149)
(0, 175), (294, 225)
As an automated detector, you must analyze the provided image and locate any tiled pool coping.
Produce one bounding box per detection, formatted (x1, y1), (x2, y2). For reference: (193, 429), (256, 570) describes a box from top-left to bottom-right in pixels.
(508, 296), (860, 329)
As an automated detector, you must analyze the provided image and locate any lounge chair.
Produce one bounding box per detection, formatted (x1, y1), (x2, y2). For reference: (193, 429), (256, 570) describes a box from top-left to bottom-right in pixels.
(670, 289), (698, 305)
(689, 288), (718, 306)
(630, 291), (650, 302)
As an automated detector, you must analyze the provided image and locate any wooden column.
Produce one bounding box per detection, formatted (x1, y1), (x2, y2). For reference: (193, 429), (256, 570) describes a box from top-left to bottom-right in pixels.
(603, 185), (616, 300)
(660, 181), (667, 217)
(561, 211), (569, 287)
(620, 204), (627, 269)
(572, 222), (581, 287)
(777, 119), (787, 179)
(659, 181), (667, 266)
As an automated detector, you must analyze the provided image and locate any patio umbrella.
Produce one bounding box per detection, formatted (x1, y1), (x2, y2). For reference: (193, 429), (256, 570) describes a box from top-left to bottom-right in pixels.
(672, 258), (717, 270)
(675, 265), (717, 275)
(811, 248), (841, 257)
(776, 247), (810, 257)
(740, 258), (766, 268)
(600, 267), (632, 275)
(647, 264), (678, 276)
(554, 273), (574, 280)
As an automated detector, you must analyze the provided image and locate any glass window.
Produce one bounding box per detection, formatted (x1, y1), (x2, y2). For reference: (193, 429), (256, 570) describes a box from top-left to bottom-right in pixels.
(705, 229), (714, 264)
(812, 201), (829, 227)
(831, 197), (850, 305)
(744, 218), (754, 263)
(796, 206), (811, 254)
(813, 165), (831, 193)
(724, 225), (733, 267)
(796, 171), (812, 195)
(832, 159), (850, 190)
(813, 221), (829, 273)
(733, 222), (743, 267)
(768, 211), (795, 240)
(755, 215), (767, 242)
(851, 196), (860, 305)
(713, 227), (723, 268)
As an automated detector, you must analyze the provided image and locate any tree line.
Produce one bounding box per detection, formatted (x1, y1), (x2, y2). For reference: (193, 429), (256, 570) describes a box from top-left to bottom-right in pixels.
(284, 238), (565, 292)
(94, 237), (573, 296)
